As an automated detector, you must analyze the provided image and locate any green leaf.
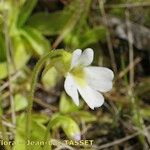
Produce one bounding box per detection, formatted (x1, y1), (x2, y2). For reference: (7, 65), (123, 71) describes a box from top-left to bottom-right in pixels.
(12, 128), (25, 150)
(59, 92), (79, 114)
(0, 62), (9, 79)
(64, 26), (106, 48)
(27, 0), (87, 46)
(27, 11), (70, 35)
(13, 113), (51, 150)
(42, 67), (61, 89)
(12, 35), (30, 69)
(0, 35), (29, 80)
(50, 114), (80, 140)
(17, 0), (38, 27)
(6, 1), (20, 35)
(79, 26), (106, 48)
(109, 7), (124, 18)
(0, 33), (6, 62)
(62, 117), (80, 141)
(27, 0), (87, 36)
(0, 34), (30, 79)
(140, 108), (150, 118)
(32, 114), (49, 124)
(13, 113), (26, 150)
(74, 111), (96, 123)
(14, 94), (28, 111)
(49, 113), (62, 129)
(21, 27), (50, 56)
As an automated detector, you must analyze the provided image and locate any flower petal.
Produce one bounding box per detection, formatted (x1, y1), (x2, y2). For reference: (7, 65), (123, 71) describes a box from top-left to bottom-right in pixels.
(71, 49), (82, 69)
(78, 48), (94, 66)
(64, 74), (79, 106)
(77, 85), (104, 109)
(84, 66), (114, 92)
(85, 66), (114, 80)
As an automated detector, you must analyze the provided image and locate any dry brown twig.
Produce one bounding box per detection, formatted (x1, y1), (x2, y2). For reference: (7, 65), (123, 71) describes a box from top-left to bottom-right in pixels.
(93, 125), (150, 150)
(0, 71), (21, 92)
(125, 9), (134, 89)
(105, 2), (150, 9)
(117, 57), (142, 80)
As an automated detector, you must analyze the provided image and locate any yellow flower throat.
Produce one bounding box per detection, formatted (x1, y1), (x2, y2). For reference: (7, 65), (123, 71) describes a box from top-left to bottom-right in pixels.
(70, 66), (86, 87)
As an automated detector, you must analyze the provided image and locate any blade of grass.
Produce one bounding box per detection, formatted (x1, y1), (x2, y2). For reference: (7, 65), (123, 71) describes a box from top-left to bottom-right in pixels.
(52, 0), (84, 49)
(125, 9), (149, 147)
(98, 0), (117, 73)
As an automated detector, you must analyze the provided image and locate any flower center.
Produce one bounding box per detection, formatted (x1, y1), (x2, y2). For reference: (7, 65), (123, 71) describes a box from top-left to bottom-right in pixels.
(70, 67), (86, 87)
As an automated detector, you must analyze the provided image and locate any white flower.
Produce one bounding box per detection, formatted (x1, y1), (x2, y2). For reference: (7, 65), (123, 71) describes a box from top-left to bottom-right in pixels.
(64, 48), (114, 109)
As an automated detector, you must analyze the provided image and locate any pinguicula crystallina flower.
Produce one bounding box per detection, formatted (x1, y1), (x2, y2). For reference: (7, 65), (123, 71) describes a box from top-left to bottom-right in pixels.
(64, 48), (114, 109)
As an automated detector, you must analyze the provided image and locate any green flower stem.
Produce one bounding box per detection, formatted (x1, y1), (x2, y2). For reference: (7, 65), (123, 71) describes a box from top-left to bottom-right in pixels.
(26, 51), (62, 150)
(42, 119), (52, 150)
